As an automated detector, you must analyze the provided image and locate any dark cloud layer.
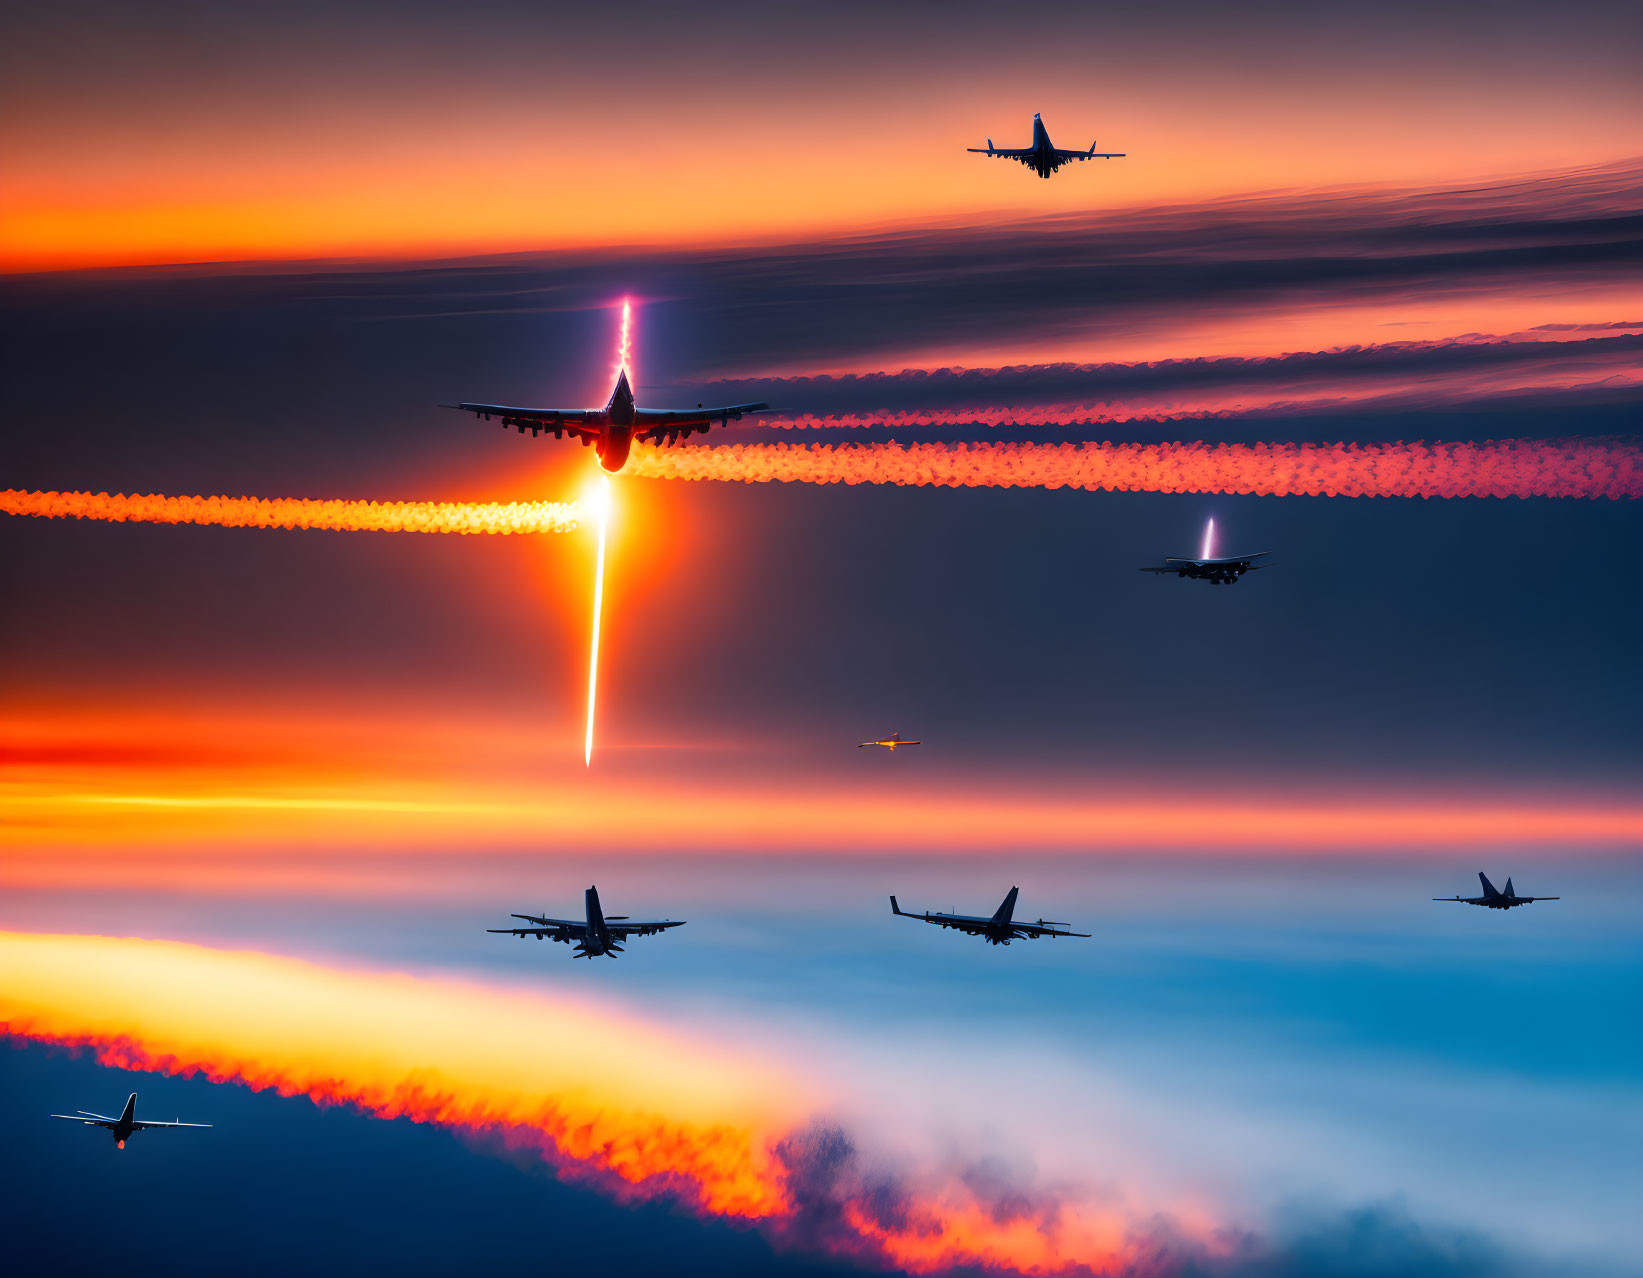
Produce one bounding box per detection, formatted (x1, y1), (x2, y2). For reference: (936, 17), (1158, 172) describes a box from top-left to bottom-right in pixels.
(5, 160), (1639, 389)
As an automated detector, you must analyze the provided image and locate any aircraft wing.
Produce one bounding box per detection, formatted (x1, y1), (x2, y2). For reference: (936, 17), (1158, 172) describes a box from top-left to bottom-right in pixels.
(633, 404), (769, 442)
(604, 919), (686, 939)
(50, 1114), (116, 1126)
(131, 1120), (213, 1129)
(1433, 897), (1487, 904)
(967, 147), (1035, 157)
(448, 403), (602, 441)
(1055, 149), (1125, 161)
(1011, 921), (1091, 938)
(488, 913), (587, 938)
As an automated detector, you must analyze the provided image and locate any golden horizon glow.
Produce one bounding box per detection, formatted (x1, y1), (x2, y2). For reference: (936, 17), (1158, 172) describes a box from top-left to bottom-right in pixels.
(3, 703), (1639, 863)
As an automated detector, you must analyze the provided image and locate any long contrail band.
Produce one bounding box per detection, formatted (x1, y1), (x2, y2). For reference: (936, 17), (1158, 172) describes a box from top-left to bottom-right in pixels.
(629, 438), (1643, 500)
(1, 490), (580, 534)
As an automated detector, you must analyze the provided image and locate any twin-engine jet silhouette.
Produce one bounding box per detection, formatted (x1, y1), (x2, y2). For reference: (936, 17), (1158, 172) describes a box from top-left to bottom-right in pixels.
(1435, 872), (1559, 910)
(859, 733), (921, 751)
(50, 1093), (210, 1148)
(1140, 550), (1269, 585)
(891, 886), (1089, 945)
(489, 885), (685, 959)
(449, 367), (768, 473)
(969, 113), (1125, 179)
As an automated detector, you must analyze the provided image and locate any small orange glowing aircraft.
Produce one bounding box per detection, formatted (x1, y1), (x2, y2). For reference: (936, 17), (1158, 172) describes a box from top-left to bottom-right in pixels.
(449, 367), (769, 473)
(858, 733), (921, 751)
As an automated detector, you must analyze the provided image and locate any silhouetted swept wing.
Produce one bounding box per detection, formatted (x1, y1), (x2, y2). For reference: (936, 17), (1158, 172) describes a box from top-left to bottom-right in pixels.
(489, 913), (586, 938)
(448, 403), (603, 441)
(634, 404), (769, 442)
(603, 919), (686, 939)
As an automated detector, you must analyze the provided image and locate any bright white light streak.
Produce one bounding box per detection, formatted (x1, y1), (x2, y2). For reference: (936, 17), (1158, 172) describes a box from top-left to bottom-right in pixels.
(584, 475), (611, 767)
(1201, 516), (1216, 560)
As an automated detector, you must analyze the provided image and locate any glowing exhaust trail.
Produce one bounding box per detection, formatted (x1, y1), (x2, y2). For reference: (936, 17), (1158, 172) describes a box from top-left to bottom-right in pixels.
(628, 437), (1643, 500)
(585, 475), (611, 767)
(1, 489), (579, 534)
(1201, 517), (1215, 560)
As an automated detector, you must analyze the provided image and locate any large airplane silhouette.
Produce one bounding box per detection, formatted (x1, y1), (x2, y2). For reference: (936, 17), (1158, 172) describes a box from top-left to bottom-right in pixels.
(489, 885), (685, 959)
(969, 113), (1125, 179)
(51, 1093), (211, 1148)
(450, 367), (767, 473)
(891, 886), (1089, 945)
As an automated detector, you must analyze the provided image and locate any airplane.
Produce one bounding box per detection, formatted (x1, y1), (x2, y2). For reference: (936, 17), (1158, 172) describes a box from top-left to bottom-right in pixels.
(1139, 550), (1270, 585)
(488, 885), (685, 959)
(890, 886), (1089, 945)
(859, 733), (921, 751)
(1435, 872), (1560, 910)
(50, 1093), (211, 1149)
(447, 366), (769, 474)
(968, 113), (1125, 179)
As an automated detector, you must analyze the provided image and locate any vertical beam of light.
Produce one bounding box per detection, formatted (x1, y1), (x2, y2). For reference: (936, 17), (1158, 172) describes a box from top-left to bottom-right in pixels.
(615, 297), (633, 382)
(585, 297), (632, 767)
(584, 475), (611, 767)
(1201, 516), (1215, 560)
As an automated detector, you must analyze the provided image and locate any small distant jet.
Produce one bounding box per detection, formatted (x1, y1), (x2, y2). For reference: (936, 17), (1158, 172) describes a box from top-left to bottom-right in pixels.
(859, 733), (921, 751)
(489, 885), (684, 959)
(449, 367), (769, 474)
(968, 113), (1125, 179)
(1435, 872), (1559, 910)
(1140, 550), (1269, 585)
(50, 1093), (210, 1149)
(890, 886), (1089, 946)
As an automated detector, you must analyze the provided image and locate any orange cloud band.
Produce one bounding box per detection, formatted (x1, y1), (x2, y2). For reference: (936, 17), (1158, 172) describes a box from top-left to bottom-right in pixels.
(630, 438), (1643, 499)
(1, 489), (580, 535)
(0, 932), (1208, 1275)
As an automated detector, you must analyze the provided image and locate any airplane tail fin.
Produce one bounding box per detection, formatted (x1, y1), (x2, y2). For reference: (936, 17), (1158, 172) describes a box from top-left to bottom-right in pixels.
(992, 886), (1020, 924)
(1503, 877), (1516, 898)
(119, 1093), (137, 1126)
(987, 138), (994, 154)
(586, 885), (606, 930)
(890, 895), (904, 916)
(1478, 872), (1501, 898)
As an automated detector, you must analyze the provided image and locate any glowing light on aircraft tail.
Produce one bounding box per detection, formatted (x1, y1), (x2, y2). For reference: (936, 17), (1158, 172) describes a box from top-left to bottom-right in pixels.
(615, 297), (633, 383)
(1201, 517), (1215, 560)
(1, 490), (580, 534)
(585, 475), (611, 767)
(627, 438), (1643, 500)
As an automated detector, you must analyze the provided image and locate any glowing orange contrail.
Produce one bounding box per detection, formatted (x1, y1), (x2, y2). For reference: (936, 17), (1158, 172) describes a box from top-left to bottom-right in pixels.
(585, 475), (611, 766)
(1, 490), (580, 534)
(629, 438), (1643, 500)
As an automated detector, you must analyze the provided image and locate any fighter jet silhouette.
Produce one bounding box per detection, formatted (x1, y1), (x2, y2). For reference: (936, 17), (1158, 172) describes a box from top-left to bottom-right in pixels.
(1435, 872), (1560, 910)
(968, 113), (1125, 179)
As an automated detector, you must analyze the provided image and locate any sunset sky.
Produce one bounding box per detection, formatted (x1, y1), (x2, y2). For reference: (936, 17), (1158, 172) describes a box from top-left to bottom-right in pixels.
(3, 2), (1640, 1275)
